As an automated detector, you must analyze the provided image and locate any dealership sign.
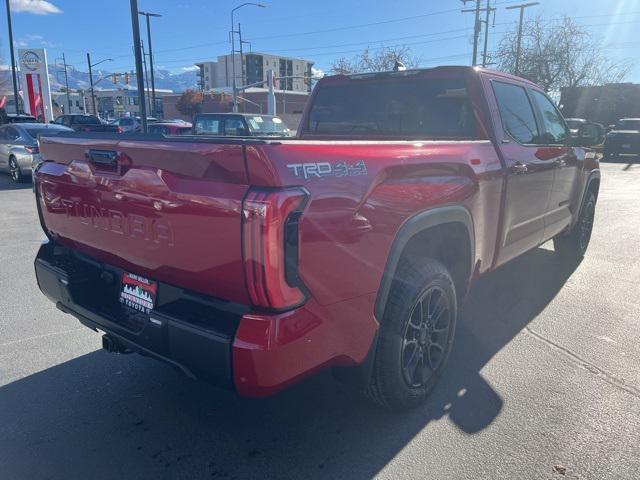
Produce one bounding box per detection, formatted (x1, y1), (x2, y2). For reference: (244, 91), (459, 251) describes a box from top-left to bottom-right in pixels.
(18, 48), (53, 122)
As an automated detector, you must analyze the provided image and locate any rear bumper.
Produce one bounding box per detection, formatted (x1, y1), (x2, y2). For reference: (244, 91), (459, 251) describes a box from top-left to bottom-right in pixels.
(35, 241), (243, 389)
(35, 241), (378, 396)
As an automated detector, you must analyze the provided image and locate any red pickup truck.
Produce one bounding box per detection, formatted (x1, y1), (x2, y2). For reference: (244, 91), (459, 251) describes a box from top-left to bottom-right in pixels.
(33, 67), (600, 409)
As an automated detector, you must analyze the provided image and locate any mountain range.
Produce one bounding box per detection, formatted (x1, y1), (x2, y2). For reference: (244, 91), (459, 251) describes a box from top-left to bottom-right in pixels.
(1, 63), (199, 93)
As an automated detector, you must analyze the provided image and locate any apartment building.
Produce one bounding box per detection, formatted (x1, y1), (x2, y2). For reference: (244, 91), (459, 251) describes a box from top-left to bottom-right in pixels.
(196, 53), (313, 93)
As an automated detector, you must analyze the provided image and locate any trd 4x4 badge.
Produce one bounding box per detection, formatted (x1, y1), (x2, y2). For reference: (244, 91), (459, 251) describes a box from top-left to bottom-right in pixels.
(287, 161), (367, 180)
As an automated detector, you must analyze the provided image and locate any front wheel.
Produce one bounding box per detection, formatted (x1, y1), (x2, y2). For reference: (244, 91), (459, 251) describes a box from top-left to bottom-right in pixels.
(366, 259), (457, 409)
(9, 157), (26, 183)
(554, 191), (596, 264)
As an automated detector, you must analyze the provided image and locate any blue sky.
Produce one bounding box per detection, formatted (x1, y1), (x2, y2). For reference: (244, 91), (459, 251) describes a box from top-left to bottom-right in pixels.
(2, 0), (639, 80)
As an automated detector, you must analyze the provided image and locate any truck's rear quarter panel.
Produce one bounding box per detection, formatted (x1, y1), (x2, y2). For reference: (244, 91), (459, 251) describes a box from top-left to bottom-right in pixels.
(246, 140), (503, 306)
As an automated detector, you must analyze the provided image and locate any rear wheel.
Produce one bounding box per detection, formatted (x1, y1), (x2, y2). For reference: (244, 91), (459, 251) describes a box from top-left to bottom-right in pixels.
(9, 156), (26, 183)
(554, 191), (596, 264)
(366, 259), (457, 409)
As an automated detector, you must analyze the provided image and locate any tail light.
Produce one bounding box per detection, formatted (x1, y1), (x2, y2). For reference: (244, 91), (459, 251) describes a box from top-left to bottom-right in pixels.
(242, 187), (309, 311)
(117, 127), (123, 133)
(25, 145), (39, 154)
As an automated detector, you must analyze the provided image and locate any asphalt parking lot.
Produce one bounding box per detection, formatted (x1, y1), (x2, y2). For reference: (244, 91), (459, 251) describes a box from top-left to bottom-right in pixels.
(1, 159), (639, 480)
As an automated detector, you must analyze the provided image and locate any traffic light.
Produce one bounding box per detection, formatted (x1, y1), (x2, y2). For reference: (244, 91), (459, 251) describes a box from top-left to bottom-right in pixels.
(112, 73), (119, 84)
(124, 73), (129, 85)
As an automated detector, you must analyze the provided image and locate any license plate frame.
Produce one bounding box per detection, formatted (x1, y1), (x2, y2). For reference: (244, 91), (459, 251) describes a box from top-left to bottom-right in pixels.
(119, 272), (157, 314)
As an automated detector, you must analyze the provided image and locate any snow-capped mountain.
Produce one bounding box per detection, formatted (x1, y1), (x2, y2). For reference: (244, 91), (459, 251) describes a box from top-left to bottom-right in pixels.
(0, 64), (198, 93)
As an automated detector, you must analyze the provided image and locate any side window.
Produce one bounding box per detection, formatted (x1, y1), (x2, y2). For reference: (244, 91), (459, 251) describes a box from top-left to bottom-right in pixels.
(0, 127), (6, 140)
(53, 116), (65, 125)
(194, 117), (221, 135)
(224, 118), (247, 136)
(6, 127), (20, 141)
(529, 89), (568, 145)
(492, 81), (539, 144)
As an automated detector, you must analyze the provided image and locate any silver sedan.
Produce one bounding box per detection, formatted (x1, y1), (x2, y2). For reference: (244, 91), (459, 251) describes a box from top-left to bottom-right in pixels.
(0, 123), (72, 183)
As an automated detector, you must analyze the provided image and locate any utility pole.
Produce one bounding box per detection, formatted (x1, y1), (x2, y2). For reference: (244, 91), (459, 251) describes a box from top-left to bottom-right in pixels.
(129, 0), (147, 132)
(87, 54), (96, 115)
(230, 3), (266, 112)
(482, 0), (496, 67)
(506, 2), (540, 76)
(141, 41), (152, 117)
(138, 11), (161, 118)
(86, 55), (112, 117)
(5, 0), (20, 114)
(60, 53), (72, 113)
(461, 0), (482, 66)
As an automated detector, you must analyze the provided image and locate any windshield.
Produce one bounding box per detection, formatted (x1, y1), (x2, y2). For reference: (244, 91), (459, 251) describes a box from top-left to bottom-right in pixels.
(119, 118), (134, 126)
(246, 116), (290, 136)
(615, 119), (640, 130)
(308, 76), (475, 139)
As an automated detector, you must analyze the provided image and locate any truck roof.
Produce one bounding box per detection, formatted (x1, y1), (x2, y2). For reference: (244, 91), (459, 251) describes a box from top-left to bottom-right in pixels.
(323, 65), (540, 88)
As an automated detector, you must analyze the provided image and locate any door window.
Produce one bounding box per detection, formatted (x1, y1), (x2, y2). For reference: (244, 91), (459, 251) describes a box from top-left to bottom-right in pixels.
(224, 118), (247, 136)
(529, 90), (569, 145)
(492, 81), (539, 144)
(194, 117), (221, 135)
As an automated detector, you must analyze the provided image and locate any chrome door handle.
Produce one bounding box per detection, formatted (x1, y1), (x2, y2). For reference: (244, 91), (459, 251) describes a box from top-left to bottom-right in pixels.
(511, 162), (528, 174)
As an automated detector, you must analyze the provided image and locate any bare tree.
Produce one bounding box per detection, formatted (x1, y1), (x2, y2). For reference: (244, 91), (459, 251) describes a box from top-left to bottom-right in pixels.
(493, 15), (629, 92)
(331, 46), (420, 74)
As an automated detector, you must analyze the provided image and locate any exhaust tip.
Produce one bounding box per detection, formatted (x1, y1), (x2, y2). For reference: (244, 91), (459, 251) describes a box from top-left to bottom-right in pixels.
(102, 335), (132, 354)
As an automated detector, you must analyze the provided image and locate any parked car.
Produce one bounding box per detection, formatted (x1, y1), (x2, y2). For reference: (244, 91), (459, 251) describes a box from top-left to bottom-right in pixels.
(192, 113), (292, 137)
(0, 123), (72, 182)
(34, 66), (600, 409)
(114, 117), (158, 133)
(53, 114), (120, 133)
(148, 121), (193, 135)
(0, 113), (38, 125)
(604, 118), (640, 159)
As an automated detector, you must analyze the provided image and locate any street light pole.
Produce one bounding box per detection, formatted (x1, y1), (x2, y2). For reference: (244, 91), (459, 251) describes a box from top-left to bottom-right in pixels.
(129, 0), (147, 132)
(138, 11), (161, 118)
(506, 2), (540, 76)
(230, 3), (265, 113)
(5, 0), (20, 114)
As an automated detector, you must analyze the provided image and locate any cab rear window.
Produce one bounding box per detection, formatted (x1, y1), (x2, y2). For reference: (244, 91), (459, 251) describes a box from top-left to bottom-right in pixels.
(307, 76), (475, 139)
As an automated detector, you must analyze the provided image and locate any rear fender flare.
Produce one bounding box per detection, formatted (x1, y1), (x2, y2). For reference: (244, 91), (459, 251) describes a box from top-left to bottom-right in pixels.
(374, 205), (475, 321)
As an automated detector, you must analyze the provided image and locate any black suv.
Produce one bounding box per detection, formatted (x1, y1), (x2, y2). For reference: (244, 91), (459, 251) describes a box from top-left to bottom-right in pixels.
(604, 118), (640, 159)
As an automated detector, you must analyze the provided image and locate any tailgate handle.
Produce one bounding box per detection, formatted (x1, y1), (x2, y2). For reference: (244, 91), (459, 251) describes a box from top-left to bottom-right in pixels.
(88, 149), (118, 168)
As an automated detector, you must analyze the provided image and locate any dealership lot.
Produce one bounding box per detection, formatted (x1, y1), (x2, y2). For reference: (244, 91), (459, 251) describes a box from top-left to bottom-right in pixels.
(1, 160), (639, 479)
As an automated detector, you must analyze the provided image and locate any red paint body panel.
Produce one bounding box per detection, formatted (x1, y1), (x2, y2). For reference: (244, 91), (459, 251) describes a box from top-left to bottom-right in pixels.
(35, 66), (599, 397)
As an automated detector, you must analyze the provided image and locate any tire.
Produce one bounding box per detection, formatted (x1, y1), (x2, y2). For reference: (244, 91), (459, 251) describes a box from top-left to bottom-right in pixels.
(9, 156), (26, 183)
(366, 259), (457, 409)
(553, 191), (596, 265)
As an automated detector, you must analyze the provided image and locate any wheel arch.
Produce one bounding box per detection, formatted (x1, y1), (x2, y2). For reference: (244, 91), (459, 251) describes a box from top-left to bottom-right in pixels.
(374, 205), (475, 321)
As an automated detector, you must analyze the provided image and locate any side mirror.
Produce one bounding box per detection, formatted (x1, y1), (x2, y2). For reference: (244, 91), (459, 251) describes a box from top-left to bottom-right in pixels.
(573, 122), (602, 147)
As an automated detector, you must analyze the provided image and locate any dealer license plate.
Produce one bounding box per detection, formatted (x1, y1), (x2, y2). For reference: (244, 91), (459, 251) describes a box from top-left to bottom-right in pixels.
(119, 272), (157, 314)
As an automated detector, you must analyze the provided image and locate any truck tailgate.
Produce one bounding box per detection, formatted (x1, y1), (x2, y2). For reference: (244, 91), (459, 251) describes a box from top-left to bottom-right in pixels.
(36, 135), (250, 305)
